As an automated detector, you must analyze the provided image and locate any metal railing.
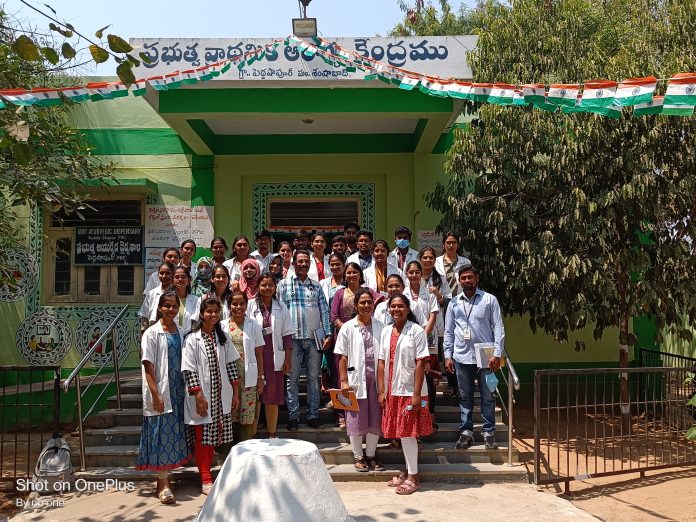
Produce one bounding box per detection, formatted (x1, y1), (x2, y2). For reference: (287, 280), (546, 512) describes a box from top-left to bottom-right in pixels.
(498, 349), (521, 466)
(0, 366), (61, 483)
(534, 366), (696, 492)
(63, 304), (130, 471)
(639, 348), (696, 368)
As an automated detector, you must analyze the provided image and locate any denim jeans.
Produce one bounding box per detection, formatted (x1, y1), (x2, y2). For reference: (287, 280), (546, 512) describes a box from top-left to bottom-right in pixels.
(455, 362), (496, 435)
(286, 338), (322, 422)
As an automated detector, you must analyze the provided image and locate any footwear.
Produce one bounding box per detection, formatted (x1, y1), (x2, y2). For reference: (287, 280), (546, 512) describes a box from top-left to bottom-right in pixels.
(395, 479), (420, 495)
(158, 487), (175, 504)
(366, 456), (385, 471)
(455, 432), (473, 450)
(307, 418), (321, 429)
(484, 434), (498, 449)
(267, 432), (279, 439)
(387, 472), (407, 487)
(354, 456), (369, 472)
(287, 419), (299, 431)
(325, 400), (334, 409)
(338, 418), (346, 429)
(201, 483), (213, 496)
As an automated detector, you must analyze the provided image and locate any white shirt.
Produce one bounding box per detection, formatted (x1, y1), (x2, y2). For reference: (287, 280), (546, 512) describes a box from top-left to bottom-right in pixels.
(246, 299), (296, 371)
(138, 286), (165, 324)
(404, 282), (439, 331)
(435, 254), (471, 296)
(374, 301), (392, 326)
(346, 251), (375, 270)
(378, 321), (429, 396)
(334, 317), (384, 399)
(195, 294), (230, 322)
(250, 250), (275, 271)
(175, 293), (200, 334)
(423, 272), (452, 338)
(143, 263), (197, 296)
(181, 329), (240, 425)
(388, 247), (420, 274)
(140, 322), (184, 416)
(222, 258), (243, 281)
(363, 262), (400, 296)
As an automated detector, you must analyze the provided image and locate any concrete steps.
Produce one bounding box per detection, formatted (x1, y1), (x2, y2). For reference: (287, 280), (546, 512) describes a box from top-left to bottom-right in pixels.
(75, 376), (527, 484)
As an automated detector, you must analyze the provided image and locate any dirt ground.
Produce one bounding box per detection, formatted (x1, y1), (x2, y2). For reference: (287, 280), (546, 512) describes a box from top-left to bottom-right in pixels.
(514, 406), (696, 521)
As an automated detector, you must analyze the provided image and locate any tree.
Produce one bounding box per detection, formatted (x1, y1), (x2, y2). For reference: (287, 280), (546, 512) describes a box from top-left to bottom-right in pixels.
(0, 8), (114, 279)
(390, 0), (504, 37)
(424, 0), (696, 388)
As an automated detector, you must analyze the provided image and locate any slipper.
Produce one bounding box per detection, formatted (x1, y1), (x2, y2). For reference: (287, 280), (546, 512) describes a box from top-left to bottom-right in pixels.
(201, 483), (213, 496)
(387, 472), (407, 487)
(158, 487), (175, 504)
(395, 479), (420, 495)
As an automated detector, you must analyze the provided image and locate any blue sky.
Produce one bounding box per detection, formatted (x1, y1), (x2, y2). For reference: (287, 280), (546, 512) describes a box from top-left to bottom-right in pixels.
(6, 0), (475, 74)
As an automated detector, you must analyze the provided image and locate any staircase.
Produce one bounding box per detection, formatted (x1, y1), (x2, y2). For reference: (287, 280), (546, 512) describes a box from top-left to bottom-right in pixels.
(71, 373), (528, 483)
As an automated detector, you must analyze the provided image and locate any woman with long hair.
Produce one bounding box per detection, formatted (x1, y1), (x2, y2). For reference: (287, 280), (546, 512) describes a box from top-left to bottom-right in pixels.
(136, 290), (191, 504)
(308, 232), (330, 281)
(210, 237), (228, 267)
(378, 293), (432, 495)
(247, 273), (295, 438)
(223, 234), (251, 281)
(277, 241), (293, 278)
(139, 261), (175, 335)
(172, 266), (199, 333)
(182, 296), (240, 495)
(335, 288), (384, 472)
(199, 265), (232, 321)
(363, 240), (399, 296)
(225, 291), (265, 442)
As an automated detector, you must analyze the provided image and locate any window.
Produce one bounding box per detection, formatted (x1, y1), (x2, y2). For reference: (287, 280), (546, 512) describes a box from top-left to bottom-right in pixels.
(43, 198), (144, 304)
(268, 199), (360, 232)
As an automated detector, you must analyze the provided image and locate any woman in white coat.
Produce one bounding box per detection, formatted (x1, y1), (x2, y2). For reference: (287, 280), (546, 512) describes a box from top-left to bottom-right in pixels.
(224, 291), (265, 443)
(181, 296), (240, 495)
(136, 290), (191, 504)
(247, 273), (295, 438)
(335, 288), (385, 472)
(138, 261), (175, 335)
(363, 240), (399, 297)
(172, 265), (199, 334)
(435, 230), (471, 297)
(378, 293), (432, 495)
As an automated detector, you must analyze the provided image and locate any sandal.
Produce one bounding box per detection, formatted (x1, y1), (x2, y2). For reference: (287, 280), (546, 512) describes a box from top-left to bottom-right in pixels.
(366, 457), (385, 471)
(267, 432), (279, 439)
(354, 456), (369, 472)
(388, 439), (401, 449)
(396, 479), (420, 495)
(158, 487), (175, 504)
(387, 472), (407, 487)
(338, 418), (346, 429)
(201, 483), (213, 496)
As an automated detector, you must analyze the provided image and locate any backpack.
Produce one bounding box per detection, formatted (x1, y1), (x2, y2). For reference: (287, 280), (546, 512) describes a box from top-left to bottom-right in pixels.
(32, 436), (75, 495)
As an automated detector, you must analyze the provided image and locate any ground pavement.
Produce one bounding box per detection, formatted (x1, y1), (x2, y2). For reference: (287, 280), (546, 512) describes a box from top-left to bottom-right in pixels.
(10, 481), (596, 521)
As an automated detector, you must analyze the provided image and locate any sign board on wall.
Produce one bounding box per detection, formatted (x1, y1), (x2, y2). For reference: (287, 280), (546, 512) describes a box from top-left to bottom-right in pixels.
(74, 227), (144, 265)
(144, 247), (165, 282)
(129, 36), (476, 80)
(417, 230), (442, 256)
(145, 206), (214, 247)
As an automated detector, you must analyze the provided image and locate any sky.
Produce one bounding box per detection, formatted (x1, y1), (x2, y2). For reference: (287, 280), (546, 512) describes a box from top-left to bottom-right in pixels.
(5, 0), (476, 74)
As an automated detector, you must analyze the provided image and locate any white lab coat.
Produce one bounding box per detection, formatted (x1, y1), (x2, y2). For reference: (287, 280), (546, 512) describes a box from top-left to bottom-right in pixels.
(220, 318), (264, 384)
(181, 329), (240, 425)
(363, 262), (400, 295)
(387, 247), (420, 275)
(378, 321), (429, 397)
(246, 299), (296, 371)
(308, 254), (331, 281)
(320, 278), (343, 305)
(423, 273), (452, 338)
(346, 252), (375, 270)
(143, 263), (197, 296)
(138, 286), (166, 324)
(222, 258), (242, 282)
(250, 250), (275, 271)
(333, 317), (384, 399)
(175, 293), (200, 334)
(373, 301), (392, 326)
(140, 322), (184, 417)
(195, 295), (231, 322)
(404, 282), (439, 330)
(435, 254), (471, 296)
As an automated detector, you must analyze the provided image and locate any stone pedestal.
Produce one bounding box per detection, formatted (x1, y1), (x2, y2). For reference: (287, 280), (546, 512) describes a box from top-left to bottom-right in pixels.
(196, 438), (353, 522)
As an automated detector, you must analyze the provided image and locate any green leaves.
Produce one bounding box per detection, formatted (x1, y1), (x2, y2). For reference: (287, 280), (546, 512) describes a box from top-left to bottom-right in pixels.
(12, 35), (40, 61)
(107, 34), (133, 54)
(61, 42), (76, 60)
(94, 24), (111, 39)
(116, 62), (135, 86)
(88, 44), (109, 64)
(40, 46), (59, 65)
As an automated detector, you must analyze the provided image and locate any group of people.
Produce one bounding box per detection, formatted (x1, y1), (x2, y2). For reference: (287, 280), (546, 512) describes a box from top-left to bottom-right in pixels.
(135, 223), (505, 500)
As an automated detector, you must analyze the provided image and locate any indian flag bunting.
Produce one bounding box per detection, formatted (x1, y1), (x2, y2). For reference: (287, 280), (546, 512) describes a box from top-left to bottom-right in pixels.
(31, 88), (62, 107)
(181, 70), (199, 85)
(533, 96), (558, 112)
(471, 83), (492, 102)
(633, 96), (663, 116)
(164, 72), (184, 90)
(87, 82), (128, 101)
(488, 83), (515, 105)
(0, 89), (38, 106)
(661, 103), (694, 116)
(561, 97), (585, 114)
(447, 82), (471, 100)
(130, 80), (147, 97)
(664, 73), (696, 106)
(579, 80), (617, 109)
(522, 84), (546, 105)
(147, 76), (168, 91)
(399, 76), (420, 91)
(592, 105), (622, 119)
(547, 84), (580, 107)
(0, 98), (5, 109)
(613, 77), (656, 107)
(62, 86), (90, 104)
(197, 65), (214, 82)
(512, 90), (527, 106)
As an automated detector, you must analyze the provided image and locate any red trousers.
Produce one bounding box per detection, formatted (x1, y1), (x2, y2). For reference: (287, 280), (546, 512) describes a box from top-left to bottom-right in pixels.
(194, 425), (214, 484)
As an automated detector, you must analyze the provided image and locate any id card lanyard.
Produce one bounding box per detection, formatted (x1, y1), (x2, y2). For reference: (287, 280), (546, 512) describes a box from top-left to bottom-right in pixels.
(462, 293), (478, 340)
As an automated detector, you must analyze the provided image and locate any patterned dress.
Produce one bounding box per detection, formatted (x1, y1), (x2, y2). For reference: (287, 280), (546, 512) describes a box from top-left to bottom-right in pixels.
(381, 330), (434, 439)
(136, 332), (192, 470)
(230, 325), (258, 425)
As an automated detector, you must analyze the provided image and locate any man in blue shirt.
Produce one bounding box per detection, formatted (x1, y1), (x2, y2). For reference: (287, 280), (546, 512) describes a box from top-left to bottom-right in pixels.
(277, 250), (332, 430)
(444, 264), (505, 450)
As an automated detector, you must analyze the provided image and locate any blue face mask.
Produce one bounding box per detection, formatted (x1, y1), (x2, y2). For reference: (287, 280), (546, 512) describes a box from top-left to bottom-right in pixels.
(485, 370), (499, 393)
(395, 238), (410, 250)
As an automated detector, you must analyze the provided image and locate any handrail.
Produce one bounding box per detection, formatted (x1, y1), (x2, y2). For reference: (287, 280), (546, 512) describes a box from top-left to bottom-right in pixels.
(503, 348), (521, 390)
(501, 348), (520, 467)
(63, 304), (130, 392)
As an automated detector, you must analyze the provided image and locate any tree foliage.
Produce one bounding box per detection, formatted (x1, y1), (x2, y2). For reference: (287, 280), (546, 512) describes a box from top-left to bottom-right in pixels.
(420, 0), (696, 350)
(390, 0), (504, 37)
(0, 10), (113, 271)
